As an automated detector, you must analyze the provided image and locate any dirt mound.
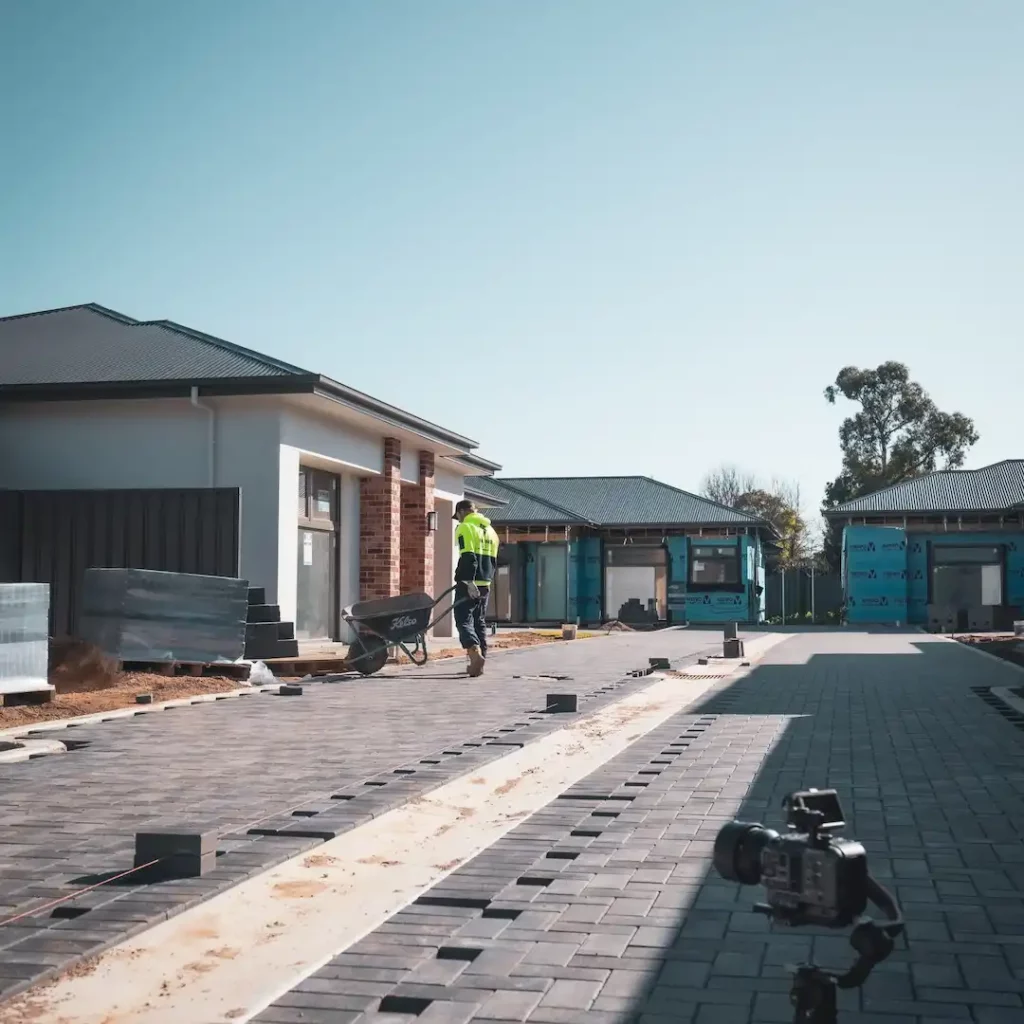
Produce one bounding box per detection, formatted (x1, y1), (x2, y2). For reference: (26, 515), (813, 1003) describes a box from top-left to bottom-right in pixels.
(48, 637), (120, 694)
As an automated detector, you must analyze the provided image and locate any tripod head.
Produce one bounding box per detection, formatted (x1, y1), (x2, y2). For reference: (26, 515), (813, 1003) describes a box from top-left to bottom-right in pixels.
(713, 790), (904, 1024)
(785, 875), (904, 1023)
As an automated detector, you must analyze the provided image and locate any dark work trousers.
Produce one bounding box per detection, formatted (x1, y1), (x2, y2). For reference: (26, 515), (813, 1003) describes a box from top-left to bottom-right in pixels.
(454, 583), (490, 655)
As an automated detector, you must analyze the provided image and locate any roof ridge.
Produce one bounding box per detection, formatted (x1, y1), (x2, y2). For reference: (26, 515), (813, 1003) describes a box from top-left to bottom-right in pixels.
(0, 302), (138, 325)
(490, 478), (593, 524)
(638, 475), (766, 524)
(832, 459), (1024, 513)
(503, 475), (645, 481)
(141, 319), (311, 377)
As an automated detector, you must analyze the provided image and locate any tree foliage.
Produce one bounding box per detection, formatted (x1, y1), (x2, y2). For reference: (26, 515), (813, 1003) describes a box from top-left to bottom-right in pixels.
(821, 361), (979, 569)
(701, 467), (810, 571)
(700, 465), (758, 509)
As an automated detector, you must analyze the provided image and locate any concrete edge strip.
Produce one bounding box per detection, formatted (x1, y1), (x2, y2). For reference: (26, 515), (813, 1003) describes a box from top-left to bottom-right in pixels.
(4, 633), (792, 1024)
(0, 737), (68, 763)
(938, 630), (1024, 676)
(0, 684), (280, 739)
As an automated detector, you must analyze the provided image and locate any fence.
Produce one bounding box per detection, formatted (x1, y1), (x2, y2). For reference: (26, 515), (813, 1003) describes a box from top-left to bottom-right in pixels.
(764, 569), (842, 623)
(0, 488), (241, 637)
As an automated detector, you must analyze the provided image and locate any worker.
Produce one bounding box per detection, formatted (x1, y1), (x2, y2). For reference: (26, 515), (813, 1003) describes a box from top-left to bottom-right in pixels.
(452, 499), (500, 677)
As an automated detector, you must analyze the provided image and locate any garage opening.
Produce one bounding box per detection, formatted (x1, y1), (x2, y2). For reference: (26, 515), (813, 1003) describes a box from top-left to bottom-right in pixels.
(930, 545), (1004, 630)
(605, 545), (667, 624)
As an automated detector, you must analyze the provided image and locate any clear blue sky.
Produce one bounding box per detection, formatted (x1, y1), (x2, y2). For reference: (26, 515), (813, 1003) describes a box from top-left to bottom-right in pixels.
(2, 1), (1022, 517)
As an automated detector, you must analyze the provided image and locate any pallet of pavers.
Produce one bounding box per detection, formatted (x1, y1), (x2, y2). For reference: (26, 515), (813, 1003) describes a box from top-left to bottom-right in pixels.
(0, 582), (54, 704)
(79, 568), (249, 670)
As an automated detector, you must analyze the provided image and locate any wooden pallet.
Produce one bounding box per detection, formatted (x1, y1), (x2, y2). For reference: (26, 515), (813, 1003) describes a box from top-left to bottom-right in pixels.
(117, 660), (252, 681)
(261, 656), (353, 677)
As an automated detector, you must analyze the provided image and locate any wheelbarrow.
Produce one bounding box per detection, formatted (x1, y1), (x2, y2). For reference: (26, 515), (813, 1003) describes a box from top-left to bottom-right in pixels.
(341, 586), (465, 676)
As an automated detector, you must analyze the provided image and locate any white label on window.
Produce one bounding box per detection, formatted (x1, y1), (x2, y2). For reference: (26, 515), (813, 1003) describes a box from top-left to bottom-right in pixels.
(316, 490), (331, 514)
(303, 532), (313, 566)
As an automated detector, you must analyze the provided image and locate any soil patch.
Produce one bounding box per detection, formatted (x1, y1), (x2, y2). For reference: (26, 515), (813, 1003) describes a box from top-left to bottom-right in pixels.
(956, 635), (1024, 670)
(0, 672), (244, 728)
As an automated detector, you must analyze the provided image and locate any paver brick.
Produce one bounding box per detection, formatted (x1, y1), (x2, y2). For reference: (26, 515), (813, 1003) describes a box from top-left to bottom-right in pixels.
(5, 631), (729, 999)
(249, 633), (1024, 1024)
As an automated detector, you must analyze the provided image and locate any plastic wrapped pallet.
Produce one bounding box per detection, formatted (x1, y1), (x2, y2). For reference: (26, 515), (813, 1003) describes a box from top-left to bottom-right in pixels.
(79, 569), (249, 664)
(0, 583), (52, 697)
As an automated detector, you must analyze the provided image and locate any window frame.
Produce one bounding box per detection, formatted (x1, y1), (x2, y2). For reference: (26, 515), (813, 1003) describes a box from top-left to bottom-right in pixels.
(688, 540), (744, 592)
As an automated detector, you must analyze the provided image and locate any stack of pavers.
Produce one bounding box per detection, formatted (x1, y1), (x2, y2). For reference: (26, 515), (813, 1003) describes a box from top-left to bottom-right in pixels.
(0, 582), (53, 702)
(79, 568), (249, 664)
(242, 586), (299, 661)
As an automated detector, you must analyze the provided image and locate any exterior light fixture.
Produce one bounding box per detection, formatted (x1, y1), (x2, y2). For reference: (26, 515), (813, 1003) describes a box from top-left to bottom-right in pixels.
(426, 511), (438, 532)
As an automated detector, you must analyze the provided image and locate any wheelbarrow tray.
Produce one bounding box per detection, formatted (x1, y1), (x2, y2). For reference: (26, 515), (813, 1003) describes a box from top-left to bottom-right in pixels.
(344, 591), (435, 644)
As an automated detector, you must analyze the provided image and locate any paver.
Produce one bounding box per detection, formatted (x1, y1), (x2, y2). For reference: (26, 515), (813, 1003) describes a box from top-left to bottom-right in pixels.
(0, 629), (730, 1001)
(256, 631), (1024, 1024)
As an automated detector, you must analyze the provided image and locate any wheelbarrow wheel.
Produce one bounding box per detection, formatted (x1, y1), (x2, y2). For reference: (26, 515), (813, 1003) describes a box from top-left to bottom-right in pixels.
(347, 633), (390, 676)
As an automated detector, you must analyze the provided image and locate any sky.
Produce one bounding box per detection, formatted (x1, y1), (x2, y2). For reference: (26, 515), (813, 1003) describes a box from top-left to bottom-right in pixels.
(2, 1), (1022, 520)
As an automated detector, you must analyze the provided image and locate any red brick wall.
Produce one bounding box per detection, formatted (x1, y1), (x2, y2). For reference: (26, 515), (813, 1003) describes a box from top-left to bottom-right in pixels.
(400, 450), (435, 595)
(359, 438), (402, 600)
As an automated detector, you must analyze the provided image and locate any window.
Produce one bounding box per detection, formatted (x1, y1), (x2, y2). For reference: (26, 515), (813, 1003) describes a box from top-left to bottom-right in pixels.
(298, 467), (337, 524)
(931, 545), (1004, 607)
(690, 544), (740, 587)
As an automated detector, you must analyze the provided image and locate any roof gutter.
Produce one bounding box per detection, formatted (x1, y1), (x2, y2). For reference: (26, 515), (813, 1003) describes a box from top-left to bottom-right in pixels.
(823, 506), (1022, 518)
(0, 377), (319, 402)
(313, 377), (479, 452)
(462, 452), (503, 473)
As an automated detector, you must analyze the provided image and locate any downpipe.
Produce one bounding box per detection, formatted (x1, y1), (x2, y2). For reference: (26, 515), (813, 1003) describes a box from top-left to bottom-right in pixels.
(190, 385), (216, 487)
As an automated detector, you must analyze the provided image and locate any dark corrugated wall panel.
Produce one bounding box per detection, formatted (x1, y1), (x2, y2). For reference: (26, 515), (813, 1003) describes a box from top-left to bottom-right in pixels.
(0, 488), (240, 637)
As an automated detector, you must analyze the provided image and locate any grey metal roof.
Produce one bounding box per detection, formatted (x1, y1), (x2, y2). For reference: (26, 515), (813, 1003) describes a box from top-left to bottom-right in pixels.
(0, 304), (308, 383)
(480, 476), (767, 528)
(0, 303), (489, 453)
(464, 479), (508, 506)
(470, 477), (586, 524)
(828, 460), (1024, 515)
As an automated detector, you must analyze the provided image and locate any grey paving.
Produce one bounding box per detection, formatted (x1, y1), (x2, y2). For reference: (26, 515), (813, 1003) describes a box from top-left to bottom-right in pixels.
(256, 631), (1024, 1024)
(0, 628), (730, 1002)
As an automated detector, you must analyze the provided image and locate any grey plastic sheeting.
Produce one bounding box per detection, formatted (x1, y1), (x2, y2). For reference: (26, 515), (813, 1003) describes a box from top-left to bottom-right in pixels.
(79, 569), (249, 664)
(0, 583), (49, 693)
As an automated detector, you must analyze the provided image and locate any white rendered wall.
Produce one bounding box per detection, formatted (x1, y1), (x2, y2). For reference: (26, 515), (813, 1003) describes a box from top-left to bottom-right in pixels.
(0, 397), (476, 639)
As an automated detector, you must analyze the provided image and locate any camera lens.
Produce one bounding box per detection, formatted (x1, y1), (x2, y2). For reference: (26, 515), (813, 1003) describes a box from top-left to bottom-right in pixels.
(713, 820), (778, 885)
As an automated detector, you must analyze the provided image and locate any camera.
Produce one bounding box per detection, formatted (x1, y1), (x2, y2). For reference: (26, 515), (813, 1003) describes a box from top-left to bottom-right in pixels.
(713, 788), (904, 1024)
(713, 788), (867, 929)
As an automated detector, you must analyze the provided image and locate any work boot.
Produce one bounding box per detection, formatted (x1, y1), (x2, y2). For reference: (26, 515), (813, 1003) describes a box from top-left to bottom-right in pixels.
(467, 646), (485, 677)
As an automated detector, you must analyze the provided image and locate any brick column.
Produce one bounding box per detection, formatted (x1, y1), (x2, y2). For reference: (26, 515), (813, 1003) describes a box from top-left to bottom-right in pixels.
(400, 450), (435, 595)
(359, 438), (401, 600)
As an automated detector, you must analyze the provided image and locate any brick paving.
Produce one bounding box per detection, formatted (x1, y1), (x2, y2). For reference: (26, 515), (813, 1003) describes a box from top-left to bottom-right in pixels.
(255, 630), (1024, 1024)
(0, 628), (728, 1002)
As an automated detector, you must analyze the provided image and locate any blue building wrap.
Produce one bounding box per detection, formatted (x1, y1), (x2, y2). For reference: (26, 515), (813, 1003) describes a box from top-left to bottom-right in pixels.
(523, 543), (538, 622)
(576, 537), (602, 622)
(666, 537), (688, 622)
(844, 526), (1024, 624)
(671, 536), (761, 623)
(567, 541), (580, 622)
(843, 525), (908, 623)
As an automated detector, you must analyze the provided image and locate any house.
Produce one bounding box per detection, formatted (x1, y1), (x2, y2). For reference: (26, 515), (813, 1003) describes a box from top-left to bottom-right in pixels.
(469, 476), (774, 626)
(823, 460), (1024, 630)
(0, 304), (499, 641)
